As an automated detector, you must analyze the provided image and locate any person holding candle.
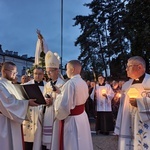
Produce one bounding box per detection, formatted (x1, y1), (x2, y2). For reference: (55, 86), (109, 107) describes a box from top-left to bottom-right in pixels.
(114, 56), (150, 150)
(90, 74), (114, 135)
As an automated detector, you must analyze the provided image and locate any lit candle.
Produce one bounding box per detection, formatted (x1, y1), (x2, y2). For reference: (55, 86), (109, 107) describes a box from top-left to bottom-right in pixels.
(102, 89), (106, 95)
(117, 93), (121, 98)
(127, 88), (139, 98)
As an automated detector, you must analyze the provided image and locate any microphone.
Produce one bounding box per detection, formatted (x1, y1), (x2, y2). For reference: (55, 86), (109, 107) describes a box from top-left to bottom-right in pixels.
(45, 94), (51, 98)
(44, 94), (51, 111)
(50, 81), (57, 91)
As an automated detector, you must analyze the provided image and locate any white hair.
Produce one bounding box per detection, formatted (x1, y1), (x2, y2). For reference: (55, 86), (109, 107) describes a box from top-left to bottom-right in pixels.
(128, 56), (146, 69)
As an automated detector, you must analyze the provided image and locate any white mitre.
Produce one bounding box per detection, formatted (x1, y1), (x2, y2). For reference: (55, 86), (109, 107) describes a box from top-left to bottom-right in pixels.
(45, 51), (60, 68)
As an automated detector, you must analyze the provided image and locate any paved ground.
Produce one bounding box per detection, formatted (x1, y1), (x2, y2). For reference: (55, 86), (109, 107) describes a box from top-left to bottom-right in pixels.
(90, 118), (118, 150)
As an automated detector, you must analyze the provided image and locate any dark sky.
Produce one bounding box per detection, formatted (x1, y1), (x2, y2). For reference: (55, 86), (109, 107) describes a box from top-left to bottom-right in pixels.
(0, 0), (91, 65)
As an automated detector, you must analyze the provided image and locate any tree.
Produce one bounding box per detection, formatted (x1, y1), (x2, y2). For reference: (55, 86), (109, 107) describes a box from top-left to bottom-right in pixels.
(73, 0), (129, 79)
(73, 0), (150, 80)
(124, 0), (150, 72)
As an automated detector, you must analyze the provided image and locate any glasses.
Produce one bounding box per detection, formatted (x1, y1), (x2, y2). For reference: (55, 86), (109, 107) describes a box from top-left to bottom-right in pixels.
(126, 64), (139, 69)
(5, 69), (18, 75)
(141, 91), (150, 98)
(46, 69), (57, 75)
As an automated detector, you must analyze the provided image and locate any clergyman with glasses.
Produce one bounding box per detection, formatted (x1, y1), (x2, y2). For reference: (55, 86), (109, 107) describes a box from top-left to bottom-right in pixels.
(0, 61), (38, 150)
(33, 51), (65, 150)
(114, 56), (150, 150)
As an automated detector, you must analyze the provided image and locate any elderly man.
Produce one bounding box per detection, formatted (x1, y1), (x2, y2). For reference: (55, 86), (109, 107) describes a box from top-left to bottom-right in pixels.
(0, 62), (38, 150)
(33, 51), (65, 150)
(55, 60), (93, 150)
(115, 56), (150, 150)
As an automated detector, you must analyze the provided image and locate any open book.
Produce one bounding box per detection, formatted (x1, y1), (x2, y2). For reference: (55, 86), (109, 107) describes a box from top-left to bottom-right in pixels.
(13, 84), (46, 104)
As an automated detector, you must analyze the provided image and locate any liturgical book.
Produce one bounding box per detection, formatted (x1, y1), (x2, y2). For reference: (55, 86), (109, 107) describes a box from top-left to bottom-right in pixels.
(13, 84), (46, 104)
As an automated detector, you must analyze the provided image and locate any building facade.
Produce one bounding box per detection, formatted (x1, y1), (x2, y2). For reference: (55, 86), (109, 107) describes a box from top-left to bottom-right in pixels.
(0, 44), (34, 81)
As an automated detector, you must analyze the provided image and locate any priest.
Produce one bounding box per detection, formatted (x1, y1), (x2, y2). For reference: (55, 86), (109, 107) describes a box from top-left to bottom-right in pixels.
(0, 62), (38, 150)
(115, 56), (150, 150)
(23, 67), (47, 150)
(33, 51), (65, 150)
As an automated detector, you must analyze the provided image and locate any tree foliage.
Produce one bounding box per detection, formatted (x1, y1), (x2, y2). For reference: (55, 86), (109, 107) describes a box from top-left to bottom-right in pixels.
(73, 0), (150, 80)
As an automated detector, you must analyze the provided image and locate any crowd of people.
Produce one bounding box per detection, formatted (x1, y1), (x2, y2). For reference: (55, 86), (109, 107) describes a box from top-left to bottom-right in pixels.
(0, 50), (93, 150)
(0, 55), (150, 150)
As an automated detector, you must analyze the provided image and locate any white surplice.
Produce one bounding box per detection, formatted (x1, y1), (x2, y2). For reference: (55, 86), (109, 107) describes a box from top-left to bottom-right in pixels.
(55, 75), (93, 150)
(0, 77), (29, 150)
(22, 79), (46, 143)
(115, 73), (150, 150)
(90, 84), (114, 111)
(33, 77), (65, 150)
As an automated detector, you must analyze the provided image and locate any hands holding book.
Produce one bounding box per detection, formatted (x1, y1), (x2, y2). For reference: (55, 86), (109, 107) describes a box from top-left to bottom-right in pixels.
(28, 99), (39, 106)
(13, 84), (46, 104)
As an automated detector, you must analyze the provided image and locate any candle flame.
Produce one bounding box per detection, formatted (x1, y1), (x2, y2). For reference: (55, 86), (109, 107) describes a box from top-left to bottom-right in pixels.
(102, 89), (106, 94)
(117, 93), (121, 98)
